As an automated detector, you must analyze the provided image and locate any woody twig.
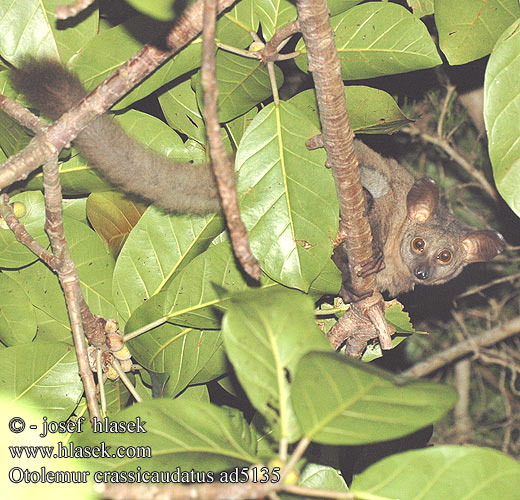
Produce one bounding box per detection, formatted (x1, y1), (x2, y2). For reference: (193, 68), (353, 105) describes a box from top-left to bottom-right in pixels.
(201, 0), (261, 280)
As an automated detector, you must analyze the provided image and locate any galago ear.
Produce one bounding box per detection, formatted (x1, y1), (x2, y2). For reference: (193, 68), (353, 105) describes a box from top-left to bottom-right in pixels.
(407, 177), (439, 223)
(462, 230), (506, 263)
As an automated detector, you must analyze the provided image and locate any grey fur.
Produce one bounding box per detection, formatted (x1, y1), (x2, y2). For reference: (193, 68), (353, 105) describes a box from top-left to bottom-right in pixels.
(12, 60), (220, 214)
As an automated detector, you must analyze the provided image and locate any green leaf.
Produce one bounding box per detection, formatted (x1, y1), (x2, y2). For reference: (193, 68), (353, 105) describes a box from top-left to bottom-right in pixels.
(194, 50), (283, 123)
(308, 257), (341, 298)
(7, 217), (117, 341)
(0, 110), (31, 158)
(408, 0), (434, 18)
(299, 463), (349, 493)
(177, 383), (210, 402)
(362, 301), (426, 362)
(189, 343), (229, 385)
(236, 102), (337, 291)
(113, 207), (223, 322)
(0, 191), (46, 268)
(128, 325), (222, 398)
(0, 272), (37, 345)
(125, 242), (278, 331)
(326, 0), (363, 18)
(222, 288), (331, 442)
(25, 153), (112, 196)
(255, 0), (297, 40)
(435, 0), (520, 65)
(296, 3), (441, 80)
(124, 0), (176, 21)
(226, 107), (258, 148)
(0, 342), (83, 421)
(0, 0), (98, 65)
(292, 352), (457, 444)
(76, 399), (258, 471)
(217, 0), (259, 48)
(351, 445), (520, 500)
(159, 79), (206, 145)
(484, 19), (520, 217)
(69, 16), (201, 110)
(289, 87), (412, 135)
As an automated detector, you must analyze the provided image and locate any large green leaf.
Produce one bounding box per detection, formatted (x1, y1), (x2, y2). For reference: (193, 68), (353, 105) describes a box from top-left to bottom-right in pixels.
(217, 0), (259, 48)
(435, 0), (520, 65)
(76, 399), (258, 471)
(113, 207), (223, 322)
(226, 107), (258, 148)
(0, 191), (47, 268)
(326, 0), (363, 18)
(159, 79), (206, 145)
(289, 87), (411, 134)
(222, 288), (331, 442)
(125, 242), (278, 331)
(292, 352), (457, 444)
(128, 324), (222, 397)
(124, 0), (176, 20)
(0, 342), (83, 421)
(0, 110), (31, 158)
(69, 16), (201, 110)
(296, 3), (441, 80)
(0, 272), (37, 345)
(0, 0), (98, 65)
(351, 446), (520, 500)
(194, 50), (283, 123)
(6, 216), (117, 341)
(255, 0), (297, 40)
(236, 102), (337, 291)
(25, 154), (112, 196)
(298, 463), (349, 494)
(408, 0), (434, 17)
(484, 19), (520, 217)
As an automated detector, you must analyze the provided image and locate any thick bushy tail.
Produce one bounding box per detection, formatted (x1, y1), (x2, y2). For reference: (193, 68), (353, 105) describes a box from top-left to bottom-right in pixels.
(12, 60), (219, 214)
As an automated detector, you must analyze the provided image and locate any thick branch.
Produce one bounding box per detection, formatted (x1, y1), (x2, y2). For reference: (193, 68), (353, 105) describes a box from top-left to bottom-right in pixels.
(295, 0), (391, 350)
(403, 316), (520, 378)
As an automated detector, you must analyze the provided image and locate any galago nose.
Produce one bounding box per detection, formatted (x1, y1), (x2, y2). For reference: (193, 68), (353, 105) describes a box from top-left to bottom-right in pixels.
(414, 267), (428, 280)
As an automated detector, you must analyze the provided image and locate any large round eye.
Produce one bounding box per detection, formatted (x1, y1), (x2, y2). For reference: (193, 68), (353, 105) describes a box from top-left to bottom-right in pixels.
(411, 237), (426, 253)
(437, 249), (452, 264)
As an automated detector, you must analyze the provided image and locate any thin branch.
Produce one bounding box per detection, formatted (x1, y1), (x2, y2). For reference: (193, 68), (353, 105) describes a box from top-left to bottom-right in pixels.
(279, 436), (310, 483)
(437, 84), (455, 137)
(0, 196), (58, 269)
(403, 316), (520, 378)
(201, 0), (261, 280)
(455, 273), (520, 300)
(216, 42), (261, 59)
(113, 359), (143, 402)
(267, 62), (280, 106)
(0, 94), (45, 133)
(42, 157), (101, 420)
(124, 316), (169, 342)
(55, 0), (95, 19)
(401, 125), (498, 201)
(261, 20), (300, 63)
(96, 348), (107, 417)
